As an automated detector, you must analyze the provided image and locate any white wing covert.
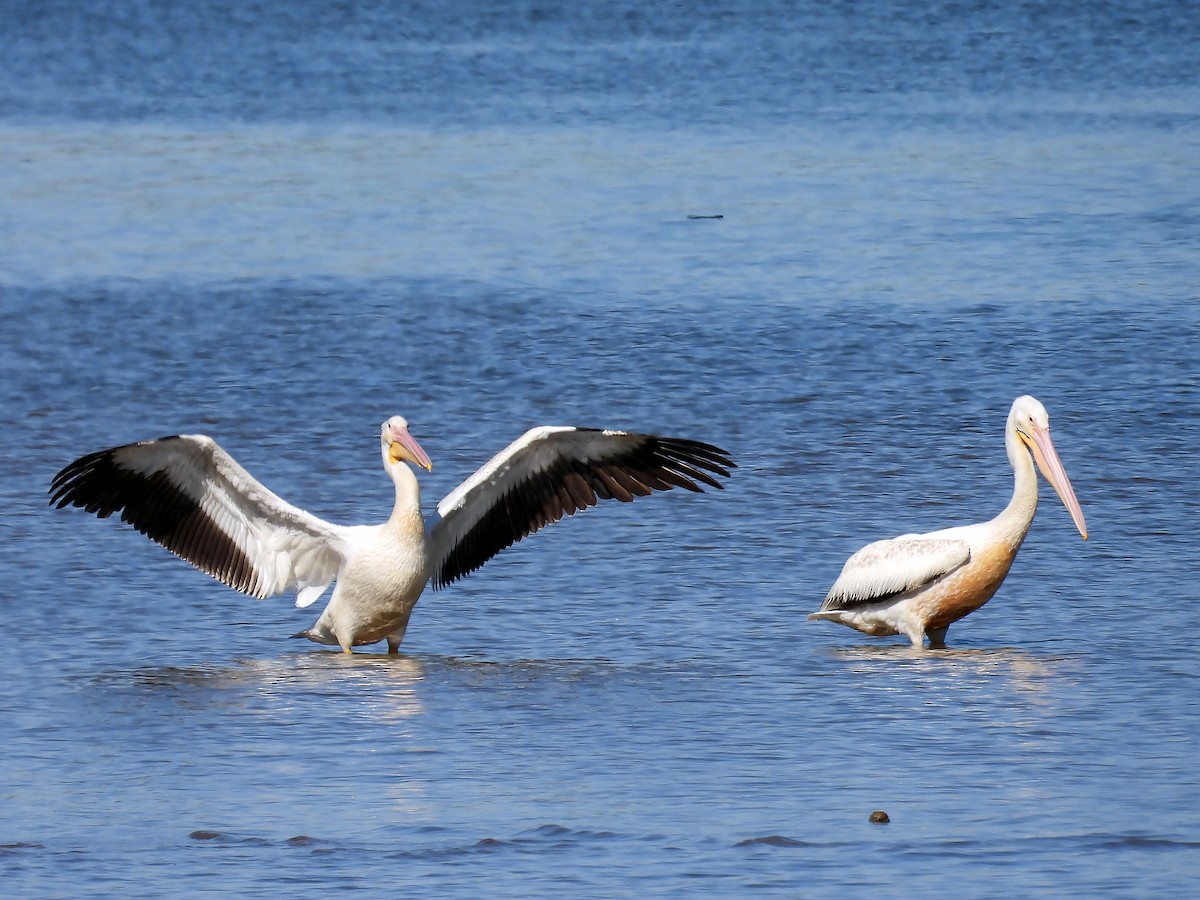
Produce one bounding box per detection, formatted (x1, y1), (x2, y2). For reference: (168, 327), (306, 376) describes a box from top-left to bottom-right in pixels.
(50, 434), (348, 605)
(819, 537), (971, 611)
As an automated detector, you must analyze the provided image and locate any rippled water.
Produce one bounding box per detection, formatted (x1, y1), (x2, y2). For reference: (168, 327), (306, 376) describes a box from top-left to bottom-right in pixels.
(2, 1), (1199, 896)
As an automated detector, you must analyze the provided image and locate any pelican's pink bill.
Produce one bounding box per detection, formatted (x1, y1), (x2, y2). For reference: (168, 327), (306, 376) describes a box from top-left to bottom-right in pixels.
(1028, 427), (1087, 540)
(389, 422), (432, 471)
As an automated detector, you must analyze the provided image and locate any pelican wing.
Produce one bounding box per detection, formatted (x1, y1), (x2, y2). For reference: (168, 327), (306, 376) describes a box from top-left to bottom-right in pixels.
(50, 435), (348, 606)
(428, 426), (734, 589)
(819, 537), (971, 611)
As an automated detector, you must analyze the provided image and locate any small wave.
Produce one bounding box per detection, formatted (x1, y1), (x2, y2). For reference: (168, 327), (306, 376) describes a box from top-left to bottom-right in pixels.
(1097, 835), (1200, 851)
(186, 831), (271, 847)
(365, 824), (637, 862)
(735, 835), (812, 848)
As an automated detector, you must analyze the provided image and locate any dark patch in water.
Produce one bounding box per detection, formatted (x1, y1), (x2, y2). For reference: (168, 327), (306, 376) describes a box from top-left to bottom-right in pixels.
(186, 830), (270, 847)
(521, 824), (572, 839)
(1100, 835), (1200, 850)
(736, 835), (810, 848)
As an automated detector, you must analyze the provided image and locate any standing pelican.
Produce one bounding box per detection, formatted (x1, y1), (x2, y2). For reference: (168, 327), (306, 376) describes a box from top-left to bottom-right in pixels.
(809, 395), (1087, 648)
(50, 416), (733, 653)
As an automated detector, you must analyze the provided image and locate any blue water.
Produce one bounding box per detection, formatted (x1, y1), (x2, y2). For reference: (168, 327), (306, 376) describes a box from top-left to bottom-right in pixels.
(2, 1), (1199, 896)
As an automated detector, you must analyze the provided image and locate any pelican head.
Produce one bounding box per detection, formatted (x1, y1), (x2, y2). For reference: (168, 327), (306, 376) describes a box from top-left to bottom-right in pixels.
(1009, 395), (1087, 540)
(380, 416), (432, 472)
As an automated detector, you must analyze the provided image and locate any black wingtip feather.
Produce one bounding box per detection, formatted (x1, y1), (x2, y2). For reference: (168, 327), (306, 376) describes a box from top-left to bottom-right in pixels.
(431, 432), (735, 590)
(49, 438), (262, 597)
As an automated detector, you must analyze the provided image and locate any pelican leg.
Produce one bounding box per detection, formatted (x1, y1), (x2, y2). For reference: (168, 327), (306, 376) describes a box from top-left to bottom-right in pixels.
(385, 615), (412, 654)
(898, 619), (927, 649)
(926, 626), (949, 649)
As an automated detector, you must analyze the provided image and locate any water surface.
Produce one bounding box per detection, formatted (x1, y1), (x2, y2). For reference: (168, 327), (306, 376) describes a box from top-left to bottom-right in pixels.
(2, 1), (1198, 896)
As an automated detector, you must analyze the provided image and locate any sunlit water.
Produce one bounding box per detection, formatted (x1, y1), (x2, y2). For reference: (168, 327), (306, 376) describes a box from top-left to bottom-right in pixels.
(2, 1), (1198, 896)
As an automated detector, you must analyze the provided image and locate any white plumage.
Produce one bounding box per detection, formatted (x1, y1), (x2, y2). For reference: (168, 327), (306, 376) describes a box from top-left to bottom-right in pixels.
(822, 537), (972, 608)
(51, 416), (733, 653)
(809, 396), (1088, 648)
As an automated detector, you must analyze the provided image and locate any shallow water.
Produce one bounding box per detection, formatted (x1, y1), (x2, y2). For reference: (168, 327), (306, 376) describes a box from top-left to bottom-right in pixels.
(2, 1), (1199, 896)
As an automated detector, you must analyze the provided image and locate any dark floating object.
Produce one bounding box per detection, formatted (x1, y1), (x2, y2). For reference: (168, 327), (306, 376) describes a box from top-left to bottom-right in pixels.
(686, 214), (724, 219)
(869, 810), (890, 824)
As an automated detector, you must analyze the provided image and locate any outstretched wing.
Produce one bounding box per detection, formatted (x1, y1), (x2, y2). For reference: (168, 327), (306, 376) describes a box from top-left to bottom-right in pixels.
(428, 426), (734, 589)
(50, 434), (349, 606)
(818, 537), (971, 611)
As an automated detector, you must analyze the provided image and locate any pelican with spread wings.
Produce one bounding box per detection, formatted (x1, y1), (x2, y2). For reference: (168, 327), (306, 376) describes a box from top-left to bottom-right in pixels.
(51, 416), (734, 653)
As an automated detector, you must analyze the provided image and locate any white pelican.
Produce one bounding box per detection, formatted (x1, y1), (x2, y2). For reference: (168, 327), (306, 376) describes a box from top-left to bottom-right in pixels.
(50, 417), (733, 653)
(809, 395), (1087, 649)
